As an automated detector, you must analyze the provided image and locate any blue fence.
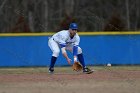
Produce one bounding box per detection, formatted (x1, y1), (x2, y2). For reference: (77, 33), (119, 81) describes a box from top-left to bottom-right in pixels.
(0, 33), (140, 67)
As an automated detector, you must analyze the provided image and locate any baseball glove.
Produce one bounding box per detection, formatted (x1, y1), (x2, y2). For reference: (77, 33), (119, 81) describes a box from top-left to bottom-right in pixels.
(72, 62), (83, 71)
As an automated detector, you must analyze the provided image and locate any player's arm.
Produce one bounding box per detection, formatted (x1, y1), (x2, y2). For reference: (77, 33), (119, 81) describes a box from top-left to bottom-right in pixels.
(60, 44), (71, 64)
(73, 45), (78, 62)
(73, 35), (80, 62)
(57, 33), (71, 64)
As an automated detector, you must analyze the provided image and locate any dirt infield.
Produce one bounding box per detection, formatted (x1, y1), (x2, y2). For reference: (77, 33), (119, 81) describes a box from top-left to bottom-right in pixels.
(0, 66), (140, 93)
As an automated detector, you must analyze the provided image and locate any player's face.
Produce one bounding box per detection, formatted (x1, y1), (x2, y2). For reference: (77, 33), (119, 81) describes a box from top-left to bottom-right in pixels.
(69, 29), (77, 37)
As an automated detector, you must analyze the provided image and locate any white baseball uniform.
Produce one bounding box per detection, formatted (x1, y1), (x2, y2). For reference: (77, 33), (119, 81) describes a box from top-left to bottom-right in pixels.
(48, 30), (82, 57)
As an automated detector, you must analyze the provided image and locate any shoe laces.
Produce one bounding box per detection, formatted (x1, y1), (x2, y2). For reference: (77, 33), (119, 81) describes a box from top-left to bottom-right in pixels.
(84, 67), (91, 72)
(49, 68), (54, 72)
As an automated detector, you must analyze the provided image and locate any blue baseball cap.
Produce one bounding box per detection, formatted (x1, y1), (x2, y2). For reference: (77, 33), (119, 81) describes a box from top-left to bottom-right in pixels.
(69, 23), (78, 30)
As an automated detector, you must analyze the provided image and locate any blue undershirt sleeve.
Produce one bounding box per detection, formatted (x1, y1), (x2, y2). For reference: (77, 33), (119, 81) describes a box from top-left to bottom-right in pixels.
(59, 43), (66, 48)
(73, 46), (78, 56)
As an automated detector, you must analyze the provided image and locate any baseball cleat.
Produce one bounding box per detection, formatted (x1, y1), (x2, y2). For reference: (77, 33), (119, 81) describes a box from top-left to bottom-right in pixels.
(48, 68), (54, 74)
(83, 67), (94, 74)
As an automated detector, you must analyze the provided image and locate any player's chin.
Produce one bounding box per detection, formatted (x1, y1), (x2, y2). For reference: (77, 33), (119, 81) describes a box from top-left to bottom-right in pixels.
(73, 33), (76, 36)
(72, 34), (75, 38)
(70, 34), (75, 37)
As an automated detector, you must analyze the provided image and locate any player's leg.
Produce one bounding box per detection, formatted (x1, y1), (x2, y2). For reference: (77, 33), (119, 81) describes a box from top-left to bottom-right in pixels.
(48, 38), (60, 73)
(77, 47), (93, 74)
(66, 45), (86, 67)
(66, 45), (93, 74)
(77, 47), (86, 68)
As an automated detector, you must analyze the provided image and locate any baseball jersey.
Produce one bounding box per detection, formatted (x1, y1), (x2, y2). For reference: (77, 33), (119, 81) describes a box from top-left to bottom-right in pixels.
(52, 30), (80, 47)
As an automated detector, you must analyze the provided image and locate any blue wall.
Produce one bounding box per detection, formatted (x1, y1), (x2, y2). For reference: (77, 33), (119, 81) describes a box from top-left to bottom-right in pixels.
(0, 35), (140, 67)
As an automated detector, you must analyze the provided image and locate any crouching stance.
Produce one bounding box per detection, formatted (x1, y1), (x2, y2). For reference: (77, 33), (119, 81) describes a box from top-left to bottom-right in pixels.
(48, 23), (93, 74)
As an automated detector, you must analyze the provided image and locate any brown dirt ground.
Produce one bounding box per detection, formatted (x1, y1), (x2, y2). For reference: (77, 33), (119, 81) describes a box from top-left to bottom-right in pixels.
(0, 70), (140, 93)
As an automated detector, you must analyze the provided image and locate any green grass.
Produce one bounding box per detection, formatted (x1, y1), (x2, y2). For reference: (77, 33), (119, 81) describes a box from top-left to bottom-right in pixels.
(0, 66), (139, 75)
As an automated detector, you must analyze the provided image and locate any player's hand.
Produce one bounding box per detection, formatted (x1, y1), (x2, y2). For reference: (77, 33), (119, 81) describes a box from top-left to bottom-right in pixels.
(66, 58), (72, 65)
(74, 56), (77, 63)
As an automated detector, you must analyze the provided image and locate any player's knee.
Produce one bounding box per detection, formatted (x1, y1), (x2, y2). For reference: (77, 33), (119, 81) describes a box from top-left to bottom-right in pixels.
(77, 47), (82, 54)
(52, 50), (60, 57)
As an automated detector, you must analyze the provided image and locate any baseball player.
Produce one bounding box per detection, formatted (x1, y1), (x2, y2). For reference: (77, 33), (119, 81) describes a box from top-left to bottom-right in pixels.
(48, 23), (93, 74)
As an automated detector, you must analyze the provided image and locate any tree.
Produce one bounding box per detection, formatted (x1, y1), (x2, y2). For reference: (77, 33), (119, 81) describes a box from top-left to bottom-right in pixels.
(0, 0), (140, 32)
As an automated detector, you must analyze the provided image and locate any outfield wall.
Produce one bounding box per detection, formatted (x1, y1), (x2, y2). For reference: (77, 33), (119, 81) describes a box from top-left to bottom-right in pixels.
(0, 32), (140, 67)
